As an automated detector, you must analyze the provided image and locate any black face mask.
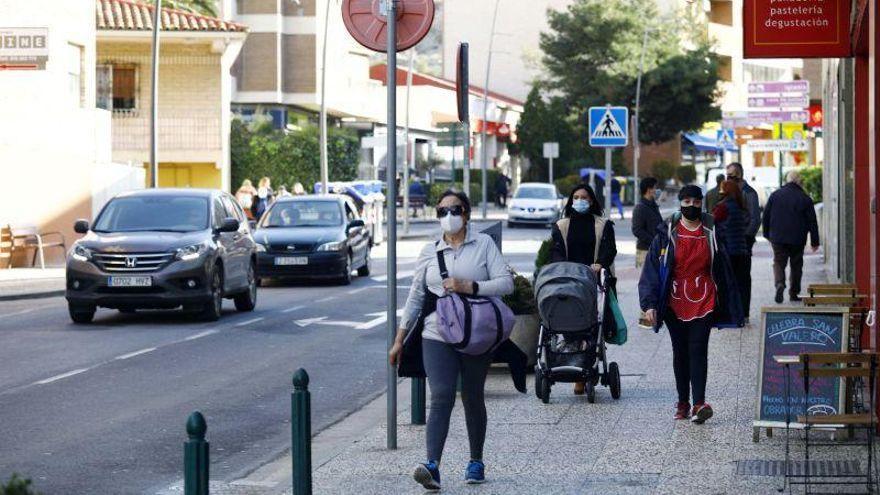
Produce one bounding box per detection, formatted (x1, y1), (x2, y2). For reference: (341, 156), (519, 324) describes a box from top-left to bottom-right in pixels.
(681, 206), (702, 221)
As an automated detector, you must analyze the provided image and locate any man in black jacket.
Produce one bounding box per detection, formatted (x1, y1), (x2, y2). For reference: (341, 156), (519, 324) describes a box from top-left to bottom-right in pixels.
(632, 177), (663, 269)
(726, 162), (761, 319)
(762, 170), (820, 303)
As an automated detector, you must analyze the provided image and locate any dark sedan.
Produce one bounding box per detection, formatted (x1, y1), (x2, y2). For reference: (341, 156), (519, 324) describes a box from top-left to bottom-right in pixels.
(253, 195), (371, 285)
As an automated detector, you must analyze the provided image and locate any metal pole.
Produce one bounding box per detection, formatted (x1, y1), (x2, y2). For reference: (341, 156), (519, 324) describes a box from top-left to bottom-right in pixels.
(149, 0), (162, 188)
(291, 369), (312, 495)
(403, 49), (414, 233)
(463, 121), (470, 193)
(481, 0), (501, 219)
(184, 412), (209, 495)
(633, 26), (649, 190)
(604, 148), (612, 216)
(319, 0), (331, 195)
(385, 0), (398, 451)
(549, 156), (554, 184)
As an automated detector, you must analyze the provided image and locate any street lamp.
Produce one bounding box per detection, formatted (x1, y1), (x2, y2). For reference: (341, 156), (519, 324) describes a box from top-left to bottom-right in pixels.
(480, 0), (501, 219)
(319, 0), (334, 196)
(632, 26), (654, 195)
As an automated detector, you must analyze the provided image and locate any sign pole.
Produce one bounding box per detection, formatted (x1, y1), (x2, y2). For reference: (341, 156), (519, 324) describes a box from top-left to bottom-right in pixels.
(464, 122), (470, 194)
(385, 0), (398, 451)
(549, 156), (554, 184)
(149, 0), (162, 188)
(604, 148), (612, 216)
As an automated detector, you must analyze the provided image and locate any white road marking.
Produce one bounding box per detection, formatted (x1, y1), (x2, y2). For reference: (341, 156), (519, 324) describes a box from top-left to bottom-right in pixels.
(281, 305), (305, 314)
(0, 307), (37, 319)
(371, 270), (414, 283)
(115, 347), (157, 360)
(356, 309), (405, 330)
(35, 368), (89, 385)
(184, 329), (219, 341)
(315, 296), (335, 303)
(314, 320), (362, 328)
(295, 317), (327, 327)
(235, 317), (264, 327)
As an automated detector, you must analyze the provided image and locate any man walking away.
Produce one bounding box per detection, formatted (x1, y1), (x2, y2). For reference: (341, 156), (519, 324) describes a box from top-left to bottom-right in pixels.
(725, 163), (761, 319)
(632, 177), (663, 327)
(610, 177), (625, 219)
(762, 171), (820, 303)
(495, 173), (510, 208)
(704, 173), (724, 213)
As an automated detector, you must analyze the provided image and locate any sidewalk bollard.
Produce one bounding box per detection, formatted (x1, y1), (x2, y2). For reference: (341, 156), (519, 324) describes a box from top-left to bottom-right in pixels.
(411, 377), (426, 425)
(184, 411), (209, 495)
(292, 368), (312, 495)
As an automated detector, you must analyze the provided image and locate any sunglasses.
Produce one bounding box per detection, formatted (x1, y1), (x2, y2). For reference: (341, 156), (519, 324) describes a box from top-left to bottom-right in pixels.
(436, 205), (465, 218)
(726, 175), (742, 182)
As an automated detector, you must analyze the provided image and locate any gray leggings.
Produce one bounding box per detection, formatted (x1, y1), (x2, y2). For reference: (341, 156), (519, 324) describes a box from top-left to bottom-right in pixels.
(422, 338), (492, 463)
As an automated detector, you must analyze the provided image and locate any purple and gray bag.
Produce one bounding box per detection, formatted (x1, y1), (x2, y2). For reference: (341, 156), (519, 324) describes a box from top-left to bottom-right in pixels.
(434, 247), (515, 355)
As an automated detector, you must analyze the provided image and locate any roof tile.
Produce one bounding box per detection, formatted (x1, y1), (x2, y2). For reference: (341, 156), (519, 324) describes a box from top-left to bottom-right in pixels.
(96, 0), (247, 32)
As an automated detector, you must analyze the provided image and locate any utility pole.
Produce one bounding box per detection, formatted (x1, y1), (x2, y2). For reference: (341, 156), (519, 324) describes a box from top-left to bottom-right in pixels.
(319, 0), (331, 195)
(384, 0), (398, 451)
(149, 0), (162, 187)
(480, 0), (501, 219)
(632, 26), (650, 195)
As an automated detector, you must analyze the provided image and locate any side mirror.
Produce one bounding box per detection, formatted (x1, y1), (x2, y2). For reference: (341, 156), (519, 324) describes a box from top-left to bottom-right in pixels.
(347, 219), (365, 231)
(74, 219), (90, 234)
(217, 217), (240, 233)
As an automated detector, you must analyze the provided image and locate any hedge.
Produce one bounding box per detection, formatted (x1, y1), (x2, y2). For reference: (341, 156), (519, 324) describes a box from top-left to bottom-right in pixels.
(799, 165), (823, 203)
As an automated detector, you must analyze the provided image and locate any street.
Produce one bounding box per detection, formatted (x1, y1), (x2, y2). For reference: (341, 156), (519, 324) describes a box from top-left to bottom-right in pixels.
(0, 219), (635, 494)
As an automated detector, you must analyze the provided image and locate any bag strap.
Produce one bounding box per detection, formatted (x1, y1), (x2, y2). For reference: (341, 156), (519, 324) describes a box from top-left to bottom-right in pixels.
(435, 241), (449, 279)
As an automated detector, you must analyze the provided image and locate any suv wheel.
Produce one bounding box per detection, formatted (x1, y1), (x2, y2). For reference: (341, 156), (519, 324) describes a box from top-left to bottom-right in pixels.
(69, 303), (96, 324)
(357, 250), (371, 277)
(234, 262), (258, 312)
(339, 254), (353, 286)
(200, 268), (223, 321)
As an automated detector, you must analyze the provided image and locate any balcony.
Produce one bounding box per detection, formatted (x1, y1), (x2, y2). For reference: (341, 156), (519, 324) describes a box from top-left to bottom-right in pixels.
(111, 110), (221, 151)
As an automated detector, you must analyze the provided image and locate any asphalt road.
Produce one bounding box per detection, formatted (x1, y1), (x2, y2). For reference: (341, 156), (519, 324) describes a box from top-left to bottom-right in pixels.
(0, 219), (623, 495)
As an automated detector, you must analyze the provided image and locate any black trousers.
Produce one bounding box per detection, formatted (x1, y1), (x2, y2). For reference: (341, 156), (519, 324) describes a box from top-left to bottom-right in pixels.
(743, 236), (756, 318)
(665, 315), (712, 405)
(771, 243), (805, 298)
(729, 254), (750, 318)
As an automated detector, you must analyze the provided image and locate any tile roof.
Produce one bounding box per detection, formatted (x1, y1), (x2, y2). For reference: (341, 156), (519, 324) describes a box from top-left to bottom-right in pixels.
(96, 0), (247, 32)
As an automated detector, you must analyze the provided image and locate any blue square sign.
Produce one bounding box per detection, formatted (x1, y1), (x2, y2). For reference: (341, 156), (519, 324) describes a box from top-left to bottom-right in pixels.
(589, 106), (629, 147)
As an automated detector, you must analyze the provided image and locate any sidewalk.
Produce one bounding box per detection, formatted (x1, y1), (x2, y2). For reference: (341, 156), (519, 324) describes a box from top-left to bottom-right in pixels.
(301, 238), (838, 494)
(0, 268), (65, 301)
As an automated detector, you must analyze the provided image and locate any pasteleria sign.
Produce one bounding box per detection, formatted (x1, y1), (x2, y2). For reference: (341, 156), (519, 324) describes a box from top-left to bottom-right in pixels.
(744, 0), (851, 58)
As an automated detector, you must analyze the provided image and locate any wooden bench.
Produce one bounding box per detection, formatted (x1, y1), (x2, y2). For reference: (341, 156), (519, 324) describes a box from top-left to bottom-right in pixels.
(11, 224), (66, 269)
(802, 296), (864, 307)
(808, 284), (858, 297)
(396, 195), (427, 218)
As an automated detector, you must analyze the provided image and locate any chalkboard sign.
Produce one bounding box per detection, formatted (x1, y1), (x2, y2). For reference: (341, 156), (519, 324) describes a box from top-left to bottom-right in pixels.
(754, 307), (850, 428)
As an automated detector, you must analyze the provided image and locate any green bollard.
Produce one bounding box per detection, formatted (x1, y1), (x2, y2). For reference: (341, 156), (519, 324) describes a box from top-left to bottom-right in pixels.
(184, 411), (209, 495)
(292, 368), (312, 495)
(411, 377), (426, 425)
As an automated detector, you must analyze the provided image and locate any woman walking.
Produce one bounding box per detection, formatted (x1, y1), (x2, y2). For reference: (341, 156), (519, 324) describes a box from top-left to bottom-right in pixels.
(389, 190), (513, 491)
(549, 183), (617, 395)
(252, 177), (274, 220)
(235, 179), (257, 219)
(713, 180), (750, 316)
(638, 185), (742, 424)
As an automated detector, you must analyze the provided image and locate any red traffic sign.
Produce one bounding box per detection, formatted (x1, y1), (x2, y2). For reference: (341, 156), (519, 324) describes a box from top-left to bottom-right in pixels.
(341, 0), (435, 53)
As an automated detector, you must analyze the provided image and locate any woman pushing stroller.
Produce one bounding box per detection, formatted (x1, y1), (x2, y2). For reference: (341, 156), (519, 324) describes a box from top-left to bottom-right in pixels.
(638, 185), (743, 424)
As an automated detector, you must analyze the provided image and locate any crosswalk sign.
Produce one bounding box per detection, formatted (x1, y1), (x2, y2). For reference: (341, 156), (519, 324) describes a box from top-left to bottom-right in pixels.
(716, 128), (735, 147)
(589, 106), (629, 147)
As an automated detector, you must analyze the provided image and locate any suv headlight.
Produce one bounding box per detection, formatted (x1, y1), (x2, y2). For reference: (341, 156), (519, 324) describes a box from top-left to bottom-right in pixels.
(71, 244), (93, 262)
(316, 241), (345, 252)
(176, 243), (208, 261)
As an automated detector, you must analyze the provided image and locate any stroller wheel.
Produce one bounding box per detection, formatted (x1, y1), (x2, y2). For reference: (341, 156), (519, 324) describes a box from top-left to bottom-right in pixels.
(535, 374), (551, 404)
(586, 382), (596, 403)
(609, 362), (622, 400)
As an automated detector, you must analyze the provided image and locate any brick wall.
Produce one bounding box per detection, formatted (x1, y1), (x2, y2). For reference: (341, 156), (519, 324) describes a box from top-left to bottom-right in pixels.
(282, 34), (316, 93)
(233, 33), (277, 92)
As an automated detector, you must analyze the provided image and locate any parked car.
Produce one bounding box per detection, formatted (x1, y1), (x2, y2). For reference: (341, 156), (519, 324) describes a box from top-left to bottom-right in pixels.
(507, 183), (563, 227)
(65, 189), (258, 324)
(253, 195), (371, 285)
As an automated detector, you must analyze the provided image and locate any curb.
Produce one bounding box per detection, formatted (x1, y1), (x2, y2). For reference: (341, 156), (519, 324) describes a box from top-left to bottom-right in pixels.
(0, 289), (65, 302)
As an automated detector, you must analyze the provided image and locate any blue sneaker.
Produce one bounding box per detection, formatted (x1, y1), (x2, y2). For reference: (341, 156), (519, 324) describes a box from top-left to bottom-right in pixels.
(465, 460), (485, 484)
(413, 461), (441, 492)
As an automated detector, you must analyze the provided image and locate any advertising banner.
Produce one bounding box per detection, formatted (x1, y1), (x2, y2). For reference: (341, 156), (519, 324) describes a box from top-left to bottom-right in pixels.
(744, 0), (851, 58)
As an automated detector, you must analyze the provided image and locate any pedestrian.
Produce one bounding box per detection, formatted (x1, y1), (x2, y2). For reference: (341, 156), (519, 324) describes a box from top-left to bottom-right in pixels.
(725, 162), (761, 320)
(632, 177), (663, 328)
(252, 177), (274, 219)
(292, 182), (306, 195)
(704, 173), (724, 213)
(389, 190), (514, 491)
(762, 170), (820, 303)
(638, 185), (743, 424)
(494, 173), (510, 208)
(610, 177), (625, 219)
(713, 180), (749, 312)
(277, 185), (292, 198)
(549, 183), (617, 395)
(235, 179), (257, 219)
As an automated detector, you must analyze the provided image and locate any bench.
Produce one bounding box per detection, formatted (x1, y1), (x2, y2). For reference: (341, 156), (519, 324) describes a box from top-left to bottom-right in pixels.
(396, 194), (427, 218)
(10, 224), (67, 269)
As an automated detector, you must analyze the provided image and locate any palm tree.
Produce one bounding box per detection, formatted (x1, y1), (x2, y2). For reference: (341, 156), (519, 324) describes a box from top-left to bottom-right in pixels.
(143, 0), (218, 17)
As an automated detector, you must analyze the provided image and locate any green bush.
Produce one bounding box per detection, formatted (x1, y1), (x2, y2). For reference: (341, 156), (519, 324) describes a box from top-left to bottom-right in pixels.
(1, 474), (41, 495)
(652, 159), (677, 185)
(502, 273), (537, 315)
(427, 182), (482, 207)
(799, 165), (823, 203)
(554, 174), (581, 198)
(230, 119), (359, 194)
(453, 168), (501, 190)
(534, 237), (554, 280)
(676, 165), (697, 185)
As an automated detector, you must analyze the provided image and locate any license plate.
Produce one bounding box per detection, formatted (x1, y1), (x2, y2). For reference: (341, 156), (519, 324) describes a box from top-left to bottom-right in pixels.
(275, 256), (308, 266)
(108, 276), (152, 287)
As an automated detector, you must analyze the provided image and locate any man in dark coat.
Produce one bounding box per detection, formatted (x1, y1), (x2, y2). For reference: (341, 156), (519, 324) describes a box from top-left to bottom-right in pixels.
(704, 173), (724, 213)
(725, 162), (761, 320)
(632, 177), (663, 269)
(762, 170), (820, 303)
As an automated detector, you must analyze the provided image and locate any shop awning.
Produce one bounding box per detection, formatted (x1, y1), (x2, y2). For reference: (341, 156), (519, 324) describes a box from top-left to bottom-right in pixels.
(683, 132), (738, 152)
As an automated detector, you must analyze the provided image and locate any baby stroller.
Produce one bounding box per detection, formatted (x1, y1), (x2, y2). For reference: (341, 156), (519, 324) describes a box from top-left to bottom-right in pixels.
(533, 262), (621, 404)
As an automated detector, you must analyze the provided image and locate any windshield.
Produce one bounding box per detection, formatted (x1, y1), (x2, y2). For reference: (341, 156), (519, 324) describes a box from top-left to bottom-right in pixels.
(261, 201), (343, 228)
(515, 187), (555, 200)
(94, 196), (209, 233)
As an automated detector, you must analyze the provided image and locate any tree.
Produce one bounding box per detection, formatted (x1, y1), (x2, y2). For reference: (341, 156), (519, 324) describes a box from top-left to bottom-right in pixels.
(143, 0), (218, 17)
(512, 85), (581, 181)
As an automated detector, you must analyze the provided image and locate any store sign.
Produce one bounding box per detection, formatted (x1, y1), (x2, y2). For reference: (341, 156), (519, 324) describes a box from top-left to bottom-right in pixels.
(0, 27), (48, 70)
(808, 103), (823, 128)
(744, 0), (851, 58)
(745, 139), (809, 152)
(747, 95), (809, 109)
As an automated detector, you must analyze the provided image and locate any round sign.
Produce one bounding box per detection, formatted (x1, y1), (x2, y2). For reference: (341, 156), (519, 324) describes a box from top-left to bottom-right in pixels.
(341, 0), (435, 53)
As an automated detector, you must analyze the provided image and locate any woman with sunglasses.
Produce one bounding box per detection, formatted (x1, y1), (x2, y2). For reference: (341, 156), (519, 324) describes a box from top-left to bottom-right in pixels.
(549, 183), (617, 395)
(389, 190), (513, 491)
(638, 185), (743, 424)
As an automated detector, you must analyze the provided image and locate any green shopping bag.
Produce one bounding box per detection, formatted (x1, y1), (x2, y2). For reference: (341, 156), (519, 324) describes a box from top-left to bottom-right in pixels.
(604, 288), (628, 345)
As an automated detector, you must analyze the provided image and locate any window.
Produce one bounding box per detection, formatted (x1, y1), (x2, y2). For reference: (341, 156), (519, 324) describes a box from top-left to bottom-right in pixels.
(221, 196), (246, 225)
(345, 202), (357, 222)
(213, 198), (227, 228)
(96, 64), (137, 111)
(67, 43), (84, 107)
(93, 197), (209, 233)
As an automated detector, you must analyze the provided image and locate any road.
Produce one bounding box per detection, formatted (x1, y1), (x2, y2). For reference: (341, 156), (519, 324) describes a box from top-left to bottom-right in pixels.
(0, 217), (637, 494)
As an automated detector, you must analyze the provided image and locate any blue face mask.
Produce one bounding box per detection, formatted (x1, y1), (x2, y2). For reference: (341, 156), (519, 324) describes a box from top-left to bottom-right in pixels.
(572, 199), (589, 214)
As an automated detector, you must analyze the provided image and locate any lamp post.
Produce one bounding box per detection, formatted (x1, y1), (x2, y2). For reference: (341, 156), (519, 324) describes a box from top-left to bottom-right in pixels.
(319, 0), (332, 195)
(149, 0), (162, 187)
(480, 0), (501, 219)
(632, 26), (652, 194)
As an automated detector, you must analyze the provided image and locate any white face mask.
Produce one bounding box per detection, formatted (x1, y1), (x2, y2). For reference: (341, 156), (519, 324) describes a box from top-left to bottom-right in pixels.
(572, 199), (590, 213)
(440, 213), (464, 234)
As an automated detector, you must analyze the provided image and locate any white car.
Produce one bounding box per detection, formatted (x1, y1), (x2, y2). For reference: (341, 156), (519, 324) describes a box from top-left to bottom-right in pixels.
(507, 183), (563, 227)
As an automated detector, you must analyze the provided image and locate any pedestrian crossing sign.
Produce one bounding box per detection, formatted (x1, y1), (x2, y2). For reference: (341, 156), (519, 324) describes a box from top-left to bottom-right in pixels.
(589, 106), (629, 147)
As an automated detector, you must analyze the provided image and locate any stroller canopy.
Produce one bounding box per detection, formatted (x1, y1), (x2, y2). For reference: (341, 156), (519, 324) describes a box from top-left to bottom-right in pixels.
(535, 262), (599, 332)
